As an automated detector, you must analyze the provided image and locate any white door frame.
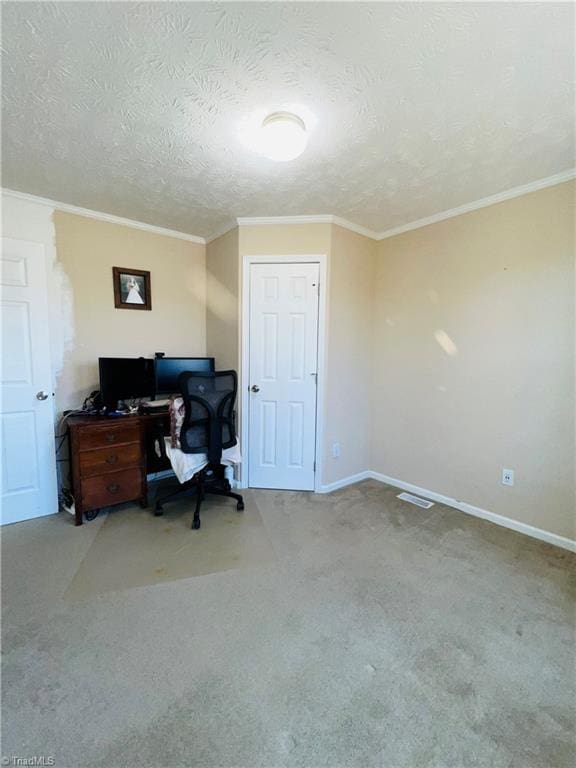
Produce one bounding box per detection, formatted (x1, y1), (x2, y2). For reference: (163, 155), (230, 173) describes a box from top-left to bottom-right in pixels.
(240, 254), (327, 492)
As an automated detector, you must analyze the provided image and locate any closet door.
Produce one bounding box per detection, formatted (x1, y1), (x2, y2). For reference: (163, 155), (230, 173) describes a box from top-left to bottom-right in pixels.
(248, 262), (319, 491)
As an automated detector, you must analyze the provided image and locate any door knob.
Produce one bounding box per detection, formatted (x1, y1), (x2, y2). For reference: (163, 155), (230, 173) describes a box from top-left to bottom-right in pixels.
(36, 391), (49, 401)
(250, 385), (260, 393)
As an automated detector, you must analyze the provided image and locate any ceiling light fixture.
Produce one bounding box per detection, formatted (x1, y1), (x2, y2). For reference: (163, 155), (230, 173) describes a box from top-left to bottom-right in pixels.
(259, 111), (308, 162)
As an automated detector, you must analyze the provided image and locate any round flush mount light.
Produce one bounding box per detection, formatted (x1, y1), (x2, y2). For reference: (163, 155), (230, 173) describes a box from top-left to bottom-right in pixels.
(259, 111), (308, 162)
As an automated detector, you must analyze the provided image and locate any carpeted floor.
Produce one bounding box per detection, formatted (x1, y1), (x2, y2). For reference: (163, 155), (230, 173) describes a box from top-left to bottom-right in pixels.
(1, 480), (575, 767)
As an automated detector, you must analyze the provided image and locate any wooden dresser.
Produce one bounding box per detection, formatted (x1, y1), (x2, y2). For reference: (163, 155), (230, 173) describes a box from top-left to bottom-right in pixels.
(68, 415), (148, 526)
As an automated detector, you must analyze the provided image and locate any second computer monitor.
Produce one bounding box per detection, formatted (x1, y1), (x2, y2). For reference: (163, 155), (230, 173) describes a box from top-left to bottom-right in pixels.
(154, 357), (215, 397)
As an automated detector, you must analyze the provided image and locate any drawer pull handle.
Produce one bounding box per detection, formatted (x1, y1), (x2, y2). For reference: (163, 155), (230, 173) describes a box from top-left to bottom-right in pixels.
(107, 483), (120, 494)
(105, 433), (116, 443)
(105, 454), (118, 465)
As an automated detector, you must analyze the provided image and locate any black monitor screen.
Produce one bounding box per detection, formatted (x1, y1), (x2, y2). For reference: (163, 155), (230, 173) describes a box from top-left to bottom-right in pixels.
(155, 357), (215, 396)
(99, 357), (154, 408)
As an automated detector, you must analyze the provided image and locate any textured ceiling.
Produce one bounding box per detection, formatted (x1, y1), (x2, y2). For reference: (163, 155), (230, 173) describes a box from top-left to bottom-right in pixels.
(2, 1), (574, 239)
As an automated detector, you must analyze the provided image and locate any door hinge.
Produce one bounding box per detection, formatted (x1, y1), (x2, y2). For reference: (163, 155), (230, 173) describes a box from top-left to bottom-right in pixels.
(313, 460), (316, 472)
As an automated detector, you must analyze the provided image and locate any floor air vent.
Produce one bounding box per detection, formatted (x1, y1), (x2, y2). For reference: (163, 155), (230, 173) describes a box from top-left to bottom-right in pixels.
(397, 492), (435, 509)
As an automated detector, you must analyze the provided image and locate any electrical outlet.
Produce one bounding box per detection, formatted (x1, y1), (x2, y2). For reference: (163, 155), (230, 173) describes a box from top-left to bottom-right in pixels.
(332, 442), (340, 459)
(502, 468), (514, 487)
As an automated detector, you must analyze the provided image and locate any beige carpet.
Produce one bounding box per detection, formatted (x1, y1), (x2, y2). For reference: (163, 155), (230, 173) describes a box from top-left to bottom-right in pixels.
(2, 480), (575, 768)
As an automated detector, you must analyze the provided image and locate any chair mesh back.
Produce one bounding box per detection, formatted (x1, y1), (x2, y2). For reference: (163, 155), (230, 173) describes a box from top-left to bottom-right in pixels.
(178, 371), (237, 464)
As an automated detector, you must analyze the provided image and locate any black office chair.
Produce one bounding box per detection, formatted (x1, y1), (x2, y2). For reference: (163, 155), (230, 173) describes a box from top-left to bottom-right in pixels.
(154, 370), (244, 529)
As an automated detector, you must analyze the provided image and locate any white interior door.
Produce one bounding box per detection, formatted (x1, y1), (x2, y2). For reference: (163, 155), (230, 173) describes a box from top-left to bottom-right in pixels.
(248, 262), (319, 490)
(1, 237), (58, 524)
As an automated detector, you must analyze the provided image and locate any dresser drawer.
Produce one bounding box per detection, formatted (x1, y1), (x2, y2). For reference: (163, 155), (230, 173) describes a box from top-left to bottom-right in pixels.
(77, 422), (141, 451)
(81, 468), (143, 509)
(79, 443), (142, 478)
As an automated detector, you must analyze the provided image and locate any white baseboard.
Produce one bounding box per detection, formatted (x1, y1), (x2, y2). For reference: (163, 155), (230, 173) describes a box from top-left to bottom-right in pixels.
(367, 471), (576, 553)
(251, 467), (574, 552)
(317, 470), (372, 494)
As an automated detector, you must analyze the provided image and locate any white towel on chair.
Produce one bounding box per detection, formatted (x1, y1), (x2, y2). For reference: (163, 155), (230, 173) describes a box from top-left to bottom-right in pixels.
(164, 438), (242, 484)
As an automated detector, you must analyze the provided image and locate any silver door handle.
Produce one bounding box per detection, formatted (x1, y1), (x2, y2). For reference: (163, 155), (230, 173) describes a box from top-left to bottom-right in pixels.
(36, 391), (49, 401)
(250, 385), (260, 393)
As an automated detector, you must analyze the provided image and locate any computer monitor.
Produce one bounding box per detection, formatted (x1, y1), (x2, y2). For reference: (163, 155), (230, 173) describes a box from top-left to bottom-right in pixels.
(154, 357), (215, 397)
(98, 357), (155, 409)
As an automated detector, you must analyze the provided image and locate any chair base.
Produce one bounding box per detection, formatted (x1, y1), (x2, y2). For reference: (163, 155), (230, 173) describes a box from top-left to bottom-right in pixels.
(154, 465), (244, 529)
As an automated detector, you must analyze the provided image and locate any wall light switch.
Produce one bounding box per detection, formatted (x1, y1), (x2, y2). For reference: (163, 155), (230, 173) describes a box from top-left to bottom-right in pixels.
(332, 442), (341, 459)
(502, 468), (514, 486)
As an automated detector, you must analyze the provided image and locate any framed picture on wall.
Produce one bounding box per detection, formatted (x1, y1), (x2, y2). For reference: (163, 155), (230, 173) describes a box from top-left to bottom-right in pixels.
(112, 267), (151, 311)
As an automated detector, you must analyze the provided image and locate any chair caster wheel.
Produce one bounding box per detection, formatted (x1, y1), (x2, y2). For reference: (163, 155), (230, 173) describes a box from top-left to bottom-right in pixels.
(85, 508), (99, 521)
(192, 518), (201, 530)
(154, 504), (164, 516)
(237, 502), (244, 511)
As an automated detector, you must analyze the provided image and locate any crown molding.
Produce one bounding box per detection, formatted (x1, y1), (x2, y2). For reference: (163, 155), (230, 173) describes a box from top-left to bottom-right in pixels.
(331, 216), (380, 240)
(205, 221), (238, 244)
(1, 188), (206, 245)
(376, 168), (576, 240)
(236, 214), (380, 240)
(237, 214), (334, 227)
(234, 170), (574, 241)
(5, 168), (573, 248)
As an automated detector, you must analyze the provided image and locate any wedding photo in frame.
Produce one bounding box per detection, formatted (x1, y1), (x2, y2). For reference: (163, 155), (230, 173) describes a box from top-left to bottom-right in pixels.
(112, 266), (151, 311)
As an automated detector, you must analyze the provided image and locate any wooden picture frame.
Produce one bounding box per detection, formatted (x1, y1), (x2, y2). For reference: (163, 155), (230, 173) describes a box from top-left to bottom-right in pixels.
(112, 267), (151, 311)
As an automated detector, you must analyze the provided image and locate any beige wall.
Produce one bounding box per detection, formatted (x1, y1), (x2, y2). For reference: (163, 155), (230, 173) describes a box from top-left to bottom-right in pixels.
(323, 225), (376, 484)
(372, 181), (575, 540)
(54, 212), (206, 413)
(206, 227), (239, 370)
(239, 222), (332, 257)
